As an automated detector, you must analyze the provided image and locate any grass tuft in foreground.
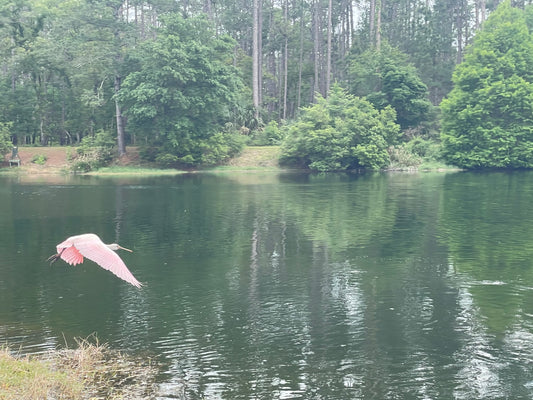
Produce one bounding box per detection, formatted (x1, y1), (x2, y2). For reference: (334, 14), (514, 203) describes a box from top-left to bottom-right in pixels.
(1, 347), (82, 399)
(0, 336), (158, 399)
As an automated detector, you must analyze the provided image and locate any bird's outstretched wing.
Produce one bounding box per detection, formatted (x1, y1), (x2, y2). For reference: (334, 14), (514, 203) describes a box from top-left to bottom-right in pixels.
(58, 234), (142, 288)
(59, 246), (84, 265)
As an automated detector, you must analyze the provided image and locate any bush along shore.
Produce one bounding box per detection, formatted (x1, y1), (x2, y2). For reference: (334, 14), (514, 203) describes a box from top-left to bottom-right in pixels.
(0, 337), (159, 399)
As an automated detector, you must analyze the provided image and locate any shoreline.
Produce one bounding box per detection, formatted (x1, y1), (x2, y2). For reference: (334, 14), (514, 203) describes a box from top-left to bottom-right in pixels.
(1, 145), (285, 176)
(1, 145), (457, 178)
(1, 338), (159, 398)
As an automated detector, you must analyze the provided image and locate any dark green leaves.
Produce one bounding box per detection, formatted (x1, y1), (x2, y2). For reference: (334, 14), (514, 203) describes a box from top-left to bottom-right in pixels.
(347, 43), (433, 130)
(280, 84), (401, 171)
(118, 13), (245, 166)
(441, 1), (533, 169)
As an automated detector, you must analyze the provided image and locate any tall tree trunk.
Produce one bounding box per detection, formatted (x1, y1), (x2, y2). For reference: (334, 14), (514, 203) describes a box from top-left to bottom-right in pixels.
(376, 0), (381, 51)
(204, 0), (213, 20)
(326, 0), (332, 95)
(266, 6), (277, 114)
(456, 1), (464, 64)
(40, 119), (46, 146)
(282, 0), (288, 119)
(348, 3), (352, 52)
(339, 0), (350, 60)
(297, 2), (304, 111)
(312, 0), (321, 100)
(114, 75), (126, 157)
(370, 0), (376, 46)
(258, 0), (263, 106)
(11, 48), (16, 91)
(252, 0), (261, 122)
(140, 4), (145, 39)
(111, 3), (126, 156)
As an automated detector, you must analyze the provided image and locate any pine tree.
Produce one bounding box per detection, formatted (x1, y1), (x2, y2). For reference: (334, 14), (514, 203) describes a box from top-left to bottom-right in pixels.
(441, 1), (533, 168)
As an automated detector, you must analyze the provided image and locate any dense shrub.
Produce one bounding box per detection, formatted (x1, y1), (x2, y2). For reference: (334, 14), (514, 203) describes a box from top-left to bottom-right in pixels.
(145, 130), (246, 168)
(405, 137), (442, 161)
(251, 121), (285, 145)
(280, 84), (401, 171)
(200, 132), (247, 166)
(387, 145), (423, 169)
(31, 154), (47, 165)
(0, 122), (13, 156)
(72, 130), (115, 172)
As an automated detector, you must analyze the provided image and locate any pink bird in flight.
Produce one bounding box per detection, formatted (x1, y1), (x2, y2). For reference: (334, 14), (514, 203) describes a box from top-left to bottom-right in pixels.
(47, 233), (142, 288)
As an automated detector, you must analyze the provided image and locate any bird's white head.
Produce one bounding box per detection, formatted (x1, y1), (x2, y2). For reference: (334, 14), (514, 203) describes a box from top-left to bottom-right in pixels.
(107, 243), (133, 252)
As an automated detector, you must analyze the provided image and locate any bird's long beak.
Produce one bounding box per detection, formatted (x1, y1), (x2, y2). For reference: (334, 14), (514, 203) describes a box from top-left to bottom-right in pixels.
(118, 245), (133, 252)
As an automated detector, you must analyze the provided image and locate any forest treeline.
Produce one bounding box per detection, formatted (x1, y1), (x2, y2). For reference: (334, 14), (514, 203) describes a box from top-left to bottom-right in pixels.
(1, 0), (533, 170)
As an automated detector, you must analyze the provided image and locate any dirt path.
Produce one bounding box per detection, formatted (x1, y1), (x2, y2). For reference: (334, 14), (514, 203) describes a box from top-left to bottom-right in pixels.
(5, 147), (142, 174)
(14, 147), (71, 173)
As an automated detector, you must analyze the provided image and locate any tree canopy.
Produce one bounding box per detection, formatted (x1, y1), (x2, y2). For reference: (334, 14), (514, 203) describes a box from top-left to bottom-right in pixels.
(2, 0), (533, 169)
(441, 1), (533, 169)
(347, 43), (434, 131)
(118, 13), (245, 166)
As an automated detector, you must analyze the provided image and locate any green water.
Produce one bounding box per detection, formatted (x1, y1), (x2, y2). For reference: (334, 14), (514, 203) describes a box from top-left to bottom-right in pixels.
(1, 171), (533, 399)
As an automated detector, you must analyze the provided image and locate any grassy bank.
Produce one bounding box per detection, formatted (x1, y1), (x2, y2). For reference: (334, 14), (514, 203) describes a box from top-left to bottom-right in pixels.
(0, 348), (81, 399)
(222, 146), (281, 169)
(83, 146), (283, 175)
(0, 338), (158, 399)
(1, 145), (284, 175)
(2, 145), (456, 176)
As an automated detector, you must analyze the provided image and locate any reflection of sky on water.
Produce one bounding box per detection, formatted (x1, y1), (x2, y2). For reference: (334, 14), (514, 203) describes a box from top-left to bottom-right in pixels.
(453, 286), (503, 399)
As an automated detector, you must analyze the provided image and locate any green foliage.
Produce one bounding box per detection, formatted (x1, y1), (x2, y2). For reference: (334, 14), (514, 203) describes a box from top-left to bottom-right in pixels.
(149, 131), (246, 168)
(378, 0), (457, 104)
(200, 132), (247, 166)
(441, 1), (533, 169)
(280, 84), (401, 171)
(155, 153), (180, 168)
(119, 13), (245, 167)
(405, 137), (442, 161)
(0, 122), (13, 156)
(347, 43), (434, 130)
(387, 145), (423, 170)
(0, 0), (122, 146)
(31, 154), (47, 165)
(72, 130), (116, 172)
(0, 0), (515, 165)
(250, 121), (285, 145)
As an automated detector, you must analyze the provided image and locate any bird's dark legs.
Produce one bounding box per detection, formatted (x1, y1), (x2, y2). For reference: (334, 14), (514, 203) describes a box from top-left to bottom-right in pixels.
(46, 254), (59, 265)
(47, 249), (64, 265)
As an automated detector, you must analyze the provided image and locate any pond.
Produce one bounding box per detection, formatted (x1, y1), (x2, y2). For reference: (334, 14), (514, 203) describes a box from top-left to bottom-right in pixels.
(1, 170), (533, 399)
